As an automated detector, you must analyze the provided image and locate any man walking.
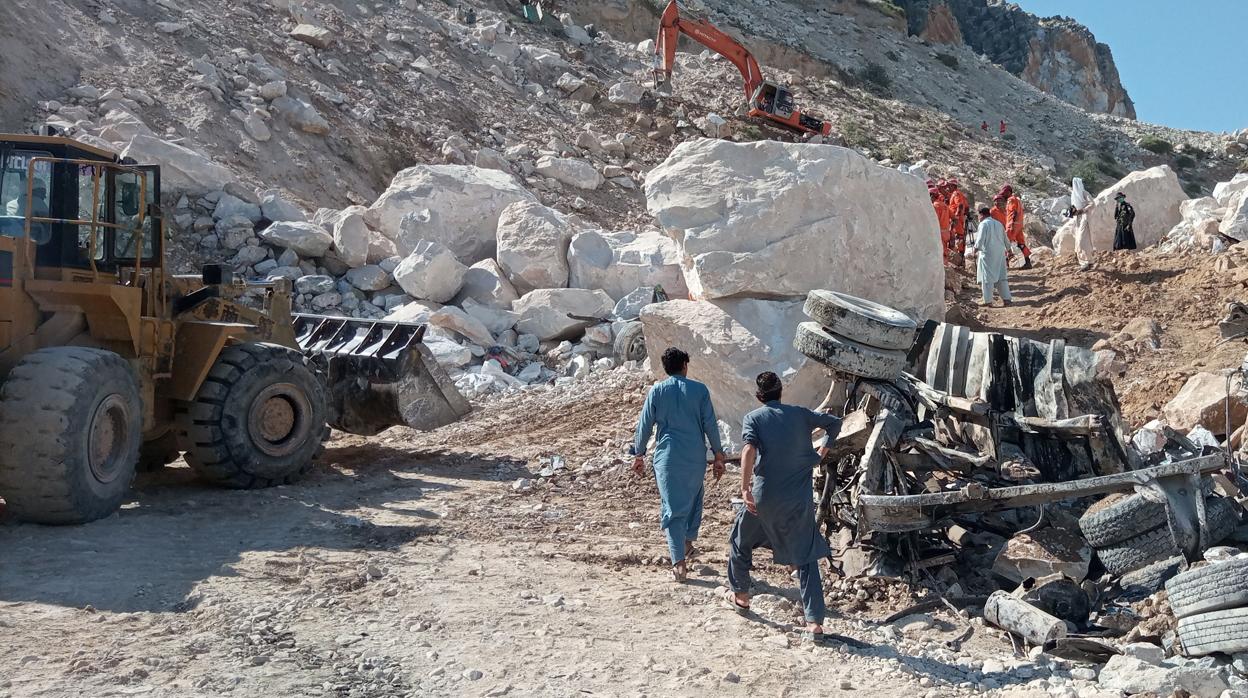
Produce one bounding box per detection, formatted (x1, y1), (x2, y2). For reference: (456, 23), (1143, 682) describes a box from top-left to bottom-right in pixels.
(930, 188), (951, 260)
(1000, 185), (1032, 269)
(725, 372), (842, 641)
(1113, 192), (1137, 250)
(946, 179), (969, 257)
(970, 206), (1012, 306)
(632, 347), (726, 582)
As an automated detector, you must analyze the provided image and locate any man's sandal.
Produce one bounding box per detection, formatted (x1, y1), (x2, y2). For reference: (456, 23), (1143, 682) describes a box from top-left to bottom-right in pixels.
(723, 590), (750, 615)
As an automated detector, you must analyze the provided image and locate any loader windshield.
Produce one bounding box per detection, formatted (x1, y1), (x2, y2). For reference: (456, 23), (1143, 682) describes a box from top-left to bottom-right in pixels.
(0, 150), (52, 238)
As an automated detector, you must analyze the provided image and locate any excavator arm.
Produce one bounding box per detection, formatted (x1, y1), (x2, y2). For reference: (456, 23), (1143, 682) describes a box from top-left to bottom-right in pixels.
(653, 0), (832, 137)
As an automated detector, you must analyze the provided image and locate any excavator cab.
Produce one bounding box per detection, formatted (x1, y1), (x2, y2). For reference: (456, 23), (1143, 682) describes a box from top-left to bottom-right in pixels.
(753, 82), (795, 119)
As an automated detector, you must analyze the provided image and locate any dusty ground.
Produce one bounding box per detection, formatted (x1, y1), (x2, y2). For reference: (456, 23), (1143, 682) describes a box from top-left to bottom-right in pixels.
(1, 370), (1094, 698)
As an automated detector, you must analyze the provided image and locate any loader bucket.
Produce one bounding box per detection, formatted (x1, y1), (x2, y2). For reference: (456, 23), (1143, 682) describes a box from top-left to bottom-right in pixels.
(292, 314), (471, 436)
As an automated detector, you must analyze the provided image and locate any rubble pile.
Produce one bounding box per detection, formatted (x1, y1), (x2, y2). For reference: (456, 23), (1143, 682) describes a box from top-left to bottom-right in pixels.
(1160, 172), (1248, 253)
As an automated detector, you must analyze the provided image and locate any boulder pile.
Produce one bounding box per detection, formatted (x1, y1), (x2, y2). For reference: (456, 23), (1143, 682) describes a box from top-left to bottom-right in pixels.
(1160, 173), (1248, 253)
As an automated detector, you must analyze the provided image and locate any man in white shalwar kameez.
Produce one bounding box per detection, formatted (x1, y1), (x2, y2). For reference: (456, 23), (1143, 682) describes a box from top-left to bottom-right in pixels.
(969, 205), (1011, 306)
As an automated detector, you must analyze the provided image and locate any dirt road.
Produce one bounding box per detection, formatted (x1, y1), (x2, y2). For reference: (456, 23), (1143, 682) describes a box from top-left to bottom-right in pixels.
(0, 371), (1094, 698)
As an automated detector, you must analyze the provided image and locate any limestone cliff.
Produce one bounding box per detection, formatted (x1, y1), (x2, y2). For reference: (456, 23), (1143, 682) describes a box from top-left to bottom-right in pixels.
(895, 0), (1136, 118)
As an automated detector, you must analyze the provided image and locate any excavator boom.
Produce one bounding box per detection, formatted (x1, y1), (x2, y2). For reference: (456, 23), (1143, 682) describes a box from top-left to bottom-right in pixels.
(653, 0), (831, 137)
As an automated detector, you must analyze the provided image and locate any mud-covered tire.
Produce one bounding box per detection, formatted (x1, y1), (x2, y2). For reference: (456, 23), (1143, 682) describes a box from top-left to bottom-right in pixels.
(177, 343), (328, 489)
(1167, 559), (1248, 619)
(1096, 497), (1240, 576)
(795, 322), (907, 380)
(137, 430), (181, 473)
(1080, 493), (1168, 548)
(0, 347), (141, 524)
(1176, 608), (1248, 657)
(802, 290), (917, 351)
(613, 321), (646, 362)
(1119, 555), (1186, 600)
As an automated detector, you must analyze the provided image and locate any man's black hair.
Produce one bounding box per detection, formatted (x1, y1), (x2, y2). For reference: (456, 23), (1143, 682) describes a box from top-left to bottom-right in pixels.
(755, 371), (783, 403)
(661, 347), (689, 376)
(978, 206), (991, 217)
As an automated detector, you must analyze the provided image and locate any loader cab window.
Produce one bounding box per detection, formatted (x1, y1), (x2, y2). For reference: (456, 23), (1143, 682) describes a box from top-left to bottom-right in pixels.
(0, 150), (53, 239)
(112, 170), (155, 259)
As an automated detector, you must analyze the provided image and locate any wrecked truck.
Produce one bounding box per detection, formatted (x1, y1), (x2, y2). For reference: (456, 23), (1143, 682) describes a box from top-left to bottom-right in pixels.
(794, 291), (1246, 618)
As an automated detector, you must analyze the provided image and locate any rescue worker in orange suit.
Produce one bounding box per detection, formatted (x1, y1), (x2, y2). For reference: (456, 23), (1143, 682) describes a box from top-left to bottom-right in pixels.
(1000, 185), (1032, 269)
(931, 188), (951, 262)
(946, 179), (970, 256)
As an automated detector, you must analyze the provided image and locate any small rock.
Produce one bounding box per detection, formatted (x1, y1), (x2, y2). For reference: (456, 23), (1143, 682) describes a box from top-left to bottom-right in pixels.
(723, 672), (740, 684)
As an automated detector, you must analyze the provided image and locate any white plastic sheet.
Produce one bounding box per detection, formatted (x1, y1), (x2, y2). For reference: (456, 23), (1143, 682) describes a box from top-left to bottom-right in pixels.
(1070, 177), (1091, 210)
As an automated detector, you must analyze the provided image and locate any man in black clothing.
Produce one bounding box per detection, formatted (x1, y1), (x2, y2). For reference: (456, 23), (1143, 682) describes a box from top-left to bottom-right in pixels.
(1113, 192), (1136, 251)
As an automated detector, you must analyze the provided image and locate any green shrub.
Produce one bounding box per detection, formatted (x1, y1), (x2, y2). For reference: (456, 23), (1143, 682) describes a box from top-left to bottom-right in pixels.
(935, 53), (959, 70)
(1183, 181), (1204, 197)
(1139, 135), (1173, 155)
(1070, 159), (1105, 194)
(1174, 153), (1196, 169)
(935, 134), (945, 149)
(841, 119), (872, 148)
(866, 0), (906, 20)
(886, 144), (908, 162)
(1002, 133), (1017, 142)
(885, 50), (901, 62)
(855, 62), (892, 96)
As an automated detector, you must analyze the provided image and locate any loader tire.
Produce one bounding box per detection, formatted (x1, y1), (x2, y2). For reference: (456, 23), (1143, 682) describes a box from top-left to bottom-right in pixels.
(0, 347), (141, 524)
(178, 343), (328, 489)
(1166, 559), (1248, 619)
(1096, 497), (1240, 576)
(802, 290), (917, 351)
(795, 322), (907, 380)
(1176, 608), (1248, 657)
(613, 321), (646, 362)
(1080, 493), (1168, 548)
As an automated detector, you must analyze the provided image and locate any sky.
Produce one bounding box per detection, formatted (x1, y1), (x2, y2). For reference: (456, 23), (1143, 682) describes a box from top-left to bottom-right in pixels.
(1016, 0), (1246, 133)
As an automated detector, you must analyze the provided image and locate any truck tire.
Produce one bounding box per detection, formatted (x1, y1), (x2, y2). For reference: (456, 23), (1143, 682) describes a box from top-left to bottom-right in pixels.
(802, 290), (917, 351)
(1176, 608), (1248, 657)
(177, 343), (328, 489)
(613, 321), (646, 362)
(1167, 559), (1248, 619)
(1119, 555), (1186, 600)
(1080, 493), (1168, 548)
(795, 322), (907, 380)
(0, 347), (142, 524)
(1096, 497), (1239, 576)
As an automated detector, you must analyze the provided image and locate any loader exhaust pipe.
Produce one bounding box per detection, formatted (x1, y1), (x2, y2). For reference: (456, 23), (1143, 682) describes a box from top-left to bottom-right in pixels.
(292, 314), (471, 436)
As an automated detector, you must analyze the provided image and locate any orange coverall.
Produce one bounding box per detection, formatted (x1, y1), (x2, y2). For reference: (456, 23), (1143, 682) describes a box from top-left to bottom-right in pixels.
(947, 188), (969, 252)
(933, 199), (951, 251)
(1005, 194), (1030, 256)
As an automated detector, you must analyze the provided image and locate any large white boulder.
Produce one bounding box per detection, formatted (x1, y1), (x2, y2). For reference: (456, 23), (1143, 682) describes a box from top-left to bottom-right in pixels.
(638, 299), (827, 432)
(259, 221), (333, 257)
(453, 259), (520, 309)
(644, 139), (943, 320)
(393, 240), (468, 303)
(365, 165), (535, 263)
(332, 205), (371, 267)
(567, 229), (689, 301)
(534, 156), (603, 190)
(1214, 173), (1248, 207)
(1054, 166), (1187, 254)
(121, 134), (234, 193)
(495, 200), (575, 294)
(512, 288), (614, 341)
(1220, 189), (1248, 242)
(1160, 196), (1224, 252)
(259, 189), (307, 222)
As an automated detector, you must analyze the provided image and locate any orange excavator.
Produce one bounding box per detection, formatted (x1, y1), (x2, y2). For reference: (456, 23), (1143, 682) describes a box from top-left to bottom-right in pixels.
(654, 0), (832, 137)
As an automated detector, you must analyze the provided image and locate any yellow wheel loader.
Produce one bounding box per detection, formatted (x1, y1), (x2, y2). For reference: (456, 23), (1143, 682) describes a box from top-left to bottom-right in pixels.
(0, 134), (469, 524)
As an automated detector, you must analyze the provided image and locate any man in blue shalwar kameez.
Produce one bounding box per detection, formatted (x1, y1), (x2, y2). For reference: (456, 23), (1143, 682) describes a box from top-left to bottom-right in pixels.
(726, 372), (842, 639)
(631, 347), (726, 582)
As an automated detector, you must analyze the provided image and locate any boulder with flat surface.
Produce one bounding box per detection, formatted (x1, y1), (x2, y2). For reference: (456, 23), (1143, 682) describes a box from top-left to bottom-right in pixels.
(535, 156), (603, 190)
(568, 229), (688, 301)
(454, 259), (520, 309)
(1163, 371), (1246, 435)
(121, 135), (234, 193)
(1054, 165), (1187, 254)
(512, 288), (614, 341)
(638, 299), (827, 431)
(331, 205), (371, 267)
(366, 165), (534, 262)
(392, 240), (468, 303)
(496, 200), (575, 294)
(645, 138), (943, 319)
(259, 221), (333, 257)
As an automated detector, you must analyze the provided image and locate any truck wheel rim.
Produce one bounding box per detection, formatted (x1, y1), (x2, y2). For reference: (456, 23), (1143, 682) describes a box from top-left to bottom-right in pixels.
(248, 383), (310, 458)
(88, 394), (130, 483)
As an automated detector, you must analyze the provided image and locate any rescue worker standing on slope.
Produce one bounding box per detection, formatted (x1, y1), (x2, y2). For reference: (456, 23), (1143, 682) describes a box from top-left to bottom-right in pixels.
(930, 188), (951, 262)
(946, 179), (969, 258)
(1001, 185), (1031, 269)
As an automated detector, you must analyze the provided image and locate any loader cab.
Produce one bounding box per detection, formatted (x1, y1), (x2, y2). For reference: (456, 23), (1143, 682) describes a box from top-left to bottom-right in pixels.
(0, 135), (162, 277)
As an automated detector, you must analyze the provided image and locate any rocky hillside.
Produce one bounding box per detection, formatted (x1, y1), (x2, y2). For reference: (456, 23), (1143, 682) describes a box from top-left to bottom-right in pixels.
(895, 0), (1135, 118)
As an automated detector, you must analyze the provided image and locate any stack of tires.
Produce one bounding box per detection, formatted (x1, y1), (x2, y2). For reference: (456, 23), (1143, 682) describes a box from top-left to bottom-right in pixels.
(1167, 559), (1248, 656)
(794, 291), (918, 380)
(1078, 493), (1240, 577)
